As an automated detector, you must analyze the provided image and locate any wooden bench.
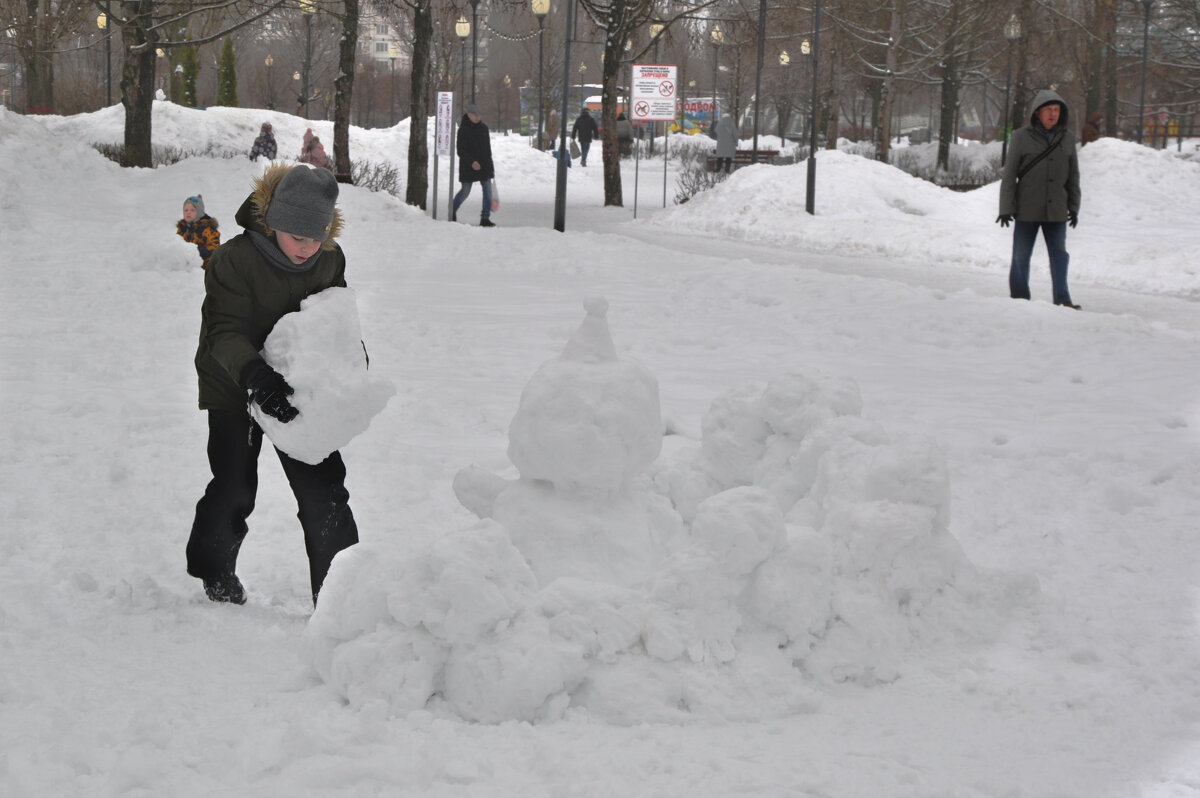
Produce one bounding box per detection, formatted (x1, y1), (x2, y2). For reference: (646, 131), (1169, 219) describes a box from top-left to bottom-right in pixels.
(706, 149), (780, 172)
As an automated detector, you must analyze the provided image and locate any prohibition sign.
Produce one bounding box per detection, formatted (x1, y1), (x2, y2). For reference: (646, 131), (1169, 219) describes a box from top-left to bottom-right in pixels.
(635, 101), (651, 117)
(658, 80), (674, 96)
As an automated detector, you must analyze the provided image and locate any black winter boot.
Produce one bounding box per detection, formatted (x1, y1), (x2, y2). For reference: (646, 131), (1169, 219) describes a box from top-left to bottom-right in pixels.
(203, 574), (247, 604)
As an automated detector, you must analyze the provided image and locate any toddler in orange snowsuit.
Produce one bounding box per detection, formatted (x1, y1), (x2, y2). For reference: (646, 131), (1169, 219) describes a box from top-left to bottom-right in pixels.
(177, 195), (221, 269)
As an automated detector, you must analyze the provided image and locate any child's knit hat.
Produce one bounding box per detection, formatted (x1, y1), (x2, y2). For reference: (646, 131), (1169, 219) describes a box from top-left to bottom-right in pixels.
(265, 165), (338, 241)
(184, 195), (205, 216)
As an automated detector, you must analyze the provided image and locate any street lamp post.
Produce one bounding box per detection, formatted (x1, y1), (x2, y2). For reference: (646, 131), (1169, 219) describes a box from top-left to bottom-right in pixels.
(456, 16), (470, 105)
(805, 0), (821, 215)
(1001, 14), (1020, 166)
(648, 22), (664, 155)
(778, 49), (790, 139)
(264, 54), (274, 110)
(1137, 0), (1155, 144)
(96, 8), (111, 107)
(503, 74), (511, 132)
(553, 0), (577, 232)
(752, 0), (767, 162)
(711, 23), (723, 131)
(301, 0), (315, 119)
(388, 43), (398, 125)
(532, 0), (549, 149)
(469, 0), (481, 103)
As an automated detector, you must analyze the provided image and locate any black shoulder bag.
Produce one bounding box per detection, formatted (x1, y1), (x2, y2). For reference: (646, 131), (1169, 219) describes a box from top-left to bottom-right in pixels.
(1017, 132), (1064, 181)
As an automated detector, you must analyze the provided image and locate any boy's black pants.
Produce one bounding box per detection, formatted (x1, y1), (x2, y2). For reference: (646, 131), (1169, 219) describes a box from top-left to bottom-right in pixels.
(187, 409), (359, 603)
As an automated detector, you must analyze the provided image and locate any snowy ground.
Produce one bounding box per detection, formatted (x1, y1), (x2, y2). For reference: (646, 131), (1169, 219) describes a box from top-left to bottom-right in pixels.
(2, 102), (1200, 797)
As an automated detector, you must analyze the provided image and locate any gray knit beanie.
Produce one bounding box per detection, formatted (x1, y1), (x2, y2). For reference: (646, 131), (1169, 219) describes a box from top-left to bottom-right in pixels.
(265, 165), (339, 241)
(184, 194), (205, 217)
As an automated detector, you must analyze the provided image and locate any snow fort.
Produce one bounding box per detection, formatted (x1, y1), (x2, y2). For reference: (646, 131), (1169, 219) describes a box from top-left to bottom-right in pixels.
(305, 297), (1029, 723)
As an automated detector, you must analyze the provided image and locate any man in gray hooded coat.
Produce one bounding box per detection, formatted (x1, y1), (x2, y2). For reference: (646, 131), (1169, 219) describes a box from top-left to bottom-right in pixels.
(997, 89), (1082, 309)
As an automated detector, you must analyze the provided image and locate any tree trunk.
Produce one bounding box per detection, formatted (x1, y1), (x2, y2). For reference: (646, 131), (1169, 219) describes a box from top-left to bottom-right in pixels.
(823, 23), (838, 149)
(873, 4), (902, 163)
(937, 65), (957, 171)
(23, 50), (54, 113)
(333, 0), (359, 184)
(405, 1), (432, 209)
(120, 2), (158, 169)
(1099, 0), (1118, 135)
(600, 35), (623, 208)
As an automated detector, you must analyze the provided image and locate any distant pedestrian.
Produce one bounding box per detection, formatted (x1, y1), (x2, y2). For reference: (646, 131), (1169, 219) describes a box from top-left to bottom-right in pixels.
(249, 122), (277, 162)
(571, 108), (598, 167)
(997, 89), (1082, 309)
(299, 128), (333, 171)
(453, 104), (496, 227)
(714, 113), (738, 172)
(616, 112), (633, 157)
(1080, 111), (1103, 147)
(176, 194), (221, 270)
(544, 109), (560, 151)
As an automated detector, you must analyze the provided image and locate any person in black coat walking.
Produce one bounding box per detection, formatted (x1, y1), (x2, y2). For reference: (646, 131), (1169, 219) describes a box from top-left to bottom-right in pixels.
(453, 104), (496, 227)
(571, 108), (599, 166)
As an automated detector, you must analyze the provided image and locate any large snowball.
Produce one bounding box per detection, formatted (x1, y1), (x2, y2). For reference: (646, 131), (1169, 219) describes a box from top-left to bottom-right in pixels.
(252, 287), (395, 464)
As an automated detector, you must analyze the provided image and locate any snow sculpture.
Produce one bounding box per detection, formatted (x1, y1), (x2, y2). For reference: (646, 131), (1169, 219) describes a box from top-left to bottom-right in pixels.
(307, 301), (1021, 724)
(455, 296), (676, 587)
(252, 287), (395, 465)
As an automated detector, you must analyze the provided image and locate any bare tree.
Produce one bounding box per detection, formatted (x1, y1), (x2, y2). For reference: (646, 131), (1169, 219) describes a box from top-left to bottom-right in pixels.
(572, 0), (723, 207)
(2, 0), (90, 112)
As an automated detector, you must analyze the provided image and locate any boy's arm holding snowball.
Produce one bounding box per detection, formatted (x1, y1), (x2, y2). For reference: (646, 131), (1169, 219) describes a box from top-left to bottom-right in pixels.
(201, 261), (270, 397)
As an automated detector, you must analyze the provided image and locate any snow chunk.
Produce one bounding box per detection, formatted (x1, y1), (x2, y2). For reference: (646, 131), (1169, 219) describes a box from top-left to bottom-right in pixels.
(252, 287), (395, 464)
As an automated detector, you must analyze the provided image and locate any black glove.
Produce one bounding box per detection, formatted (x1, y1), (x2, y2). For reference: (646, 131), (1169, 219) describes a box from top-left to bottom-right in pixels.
(996, 214), (1013, 227)
(1068, 211), (1078, 228)
(244, 362), (299, 423)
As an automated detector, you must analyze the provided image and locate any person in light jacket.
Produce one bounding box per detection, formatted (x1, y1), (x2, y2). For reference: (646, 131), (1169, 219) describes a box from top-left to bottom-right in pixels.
(714, 113), (738, 172)
(997, 89), (1082, 309)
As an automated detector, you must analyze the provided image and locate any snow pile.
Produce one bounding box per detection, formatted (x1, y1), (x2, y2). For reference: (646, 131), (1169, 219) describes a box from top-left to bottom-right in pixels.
(306, 300), (1025, 722)
(253, 287), (396, 464)
(644, 138), (1200, 297)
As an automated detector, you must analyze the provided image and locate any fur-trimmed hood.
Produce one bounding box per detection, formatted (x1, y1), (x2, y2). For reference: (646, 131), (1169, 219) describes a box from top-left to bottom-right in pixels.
(233, 164), (344, 250)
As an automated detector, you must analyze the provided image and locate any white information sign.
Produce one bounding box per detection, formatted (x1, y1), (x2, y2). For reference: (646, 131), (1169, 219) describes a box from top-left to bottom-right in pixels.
(436, 92), (454, 157)
(630, 64), (677, 122)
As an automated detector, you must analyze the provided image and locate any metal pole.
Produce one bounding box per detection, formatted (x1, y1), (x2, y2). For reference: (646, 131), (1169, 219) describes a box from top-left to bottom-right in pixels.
(471, 1), (479, 103)
(650, 40), (658, 155)
(553, 0), (576, 231)
(390, 57), (396, 125)
(712, 44), (719, 129)
(104, 2), (112, 106)
(752, 0), (766, 161)
(805, 0), (820, 215)
(303, 13), (312, 119)
(538, 18), (545, 149)
(1001, 41), (1013, 165)
(1137, 0), (1153, 144)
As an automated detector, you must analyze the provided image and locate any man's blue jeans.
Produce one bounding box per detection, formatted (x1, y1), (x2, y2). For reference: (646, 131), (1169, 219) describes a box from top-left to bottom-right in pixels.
(579, 140), (592, 164)
(453, 179), (492, 220)
(1010, 220), (1072, 305)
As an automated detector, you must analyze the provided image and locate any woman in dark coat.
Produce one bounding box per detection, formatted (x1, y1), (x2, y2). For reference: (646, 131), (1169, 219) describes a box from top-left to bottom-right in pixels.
(453, 104), (496, 227)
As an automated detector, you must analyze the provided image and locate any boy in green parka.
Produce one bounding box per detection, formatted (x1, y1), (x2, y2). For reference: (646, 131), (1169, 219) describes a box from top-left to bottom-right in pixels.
(188, 164), (359, 606)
